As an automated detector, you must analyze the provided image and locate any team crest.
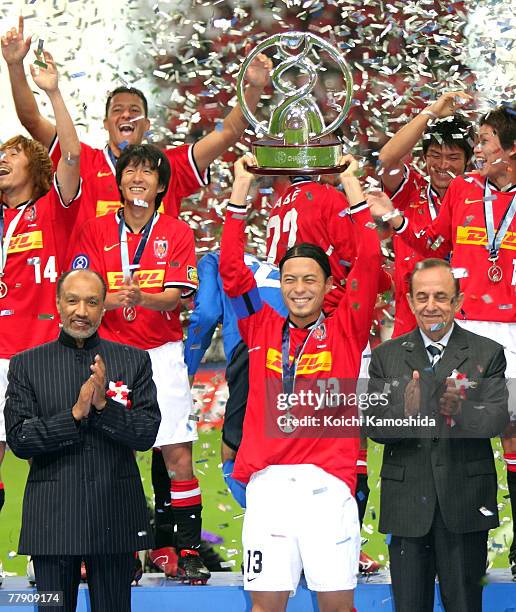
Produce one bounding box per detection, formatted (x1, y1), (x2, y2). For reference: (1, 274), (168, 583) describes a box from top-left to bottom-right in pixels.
(71, 254), (89, 269)
(24, 204), (37, 222)
(187, 265), (198, 283)
(313, 323), (327, 341)
(154, 239), (168, 259)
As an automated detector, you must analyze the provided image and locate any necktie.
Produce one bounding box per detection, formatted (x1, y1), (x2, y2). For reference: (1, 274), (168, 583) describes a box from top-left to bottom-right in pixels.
(427, 343), (444, 369)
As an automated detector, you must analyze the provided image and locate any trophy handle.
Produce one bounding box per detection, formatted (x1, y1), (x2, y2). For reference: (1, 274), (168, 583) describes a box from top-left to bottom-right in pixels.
(236, 32), (353, 140)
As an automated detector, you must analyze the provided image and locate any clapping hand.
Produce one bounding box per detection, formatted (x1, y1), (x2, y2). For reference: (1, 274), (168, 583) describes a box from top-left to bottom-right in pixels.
(90, 354), (107, 411)
(404, 371), (421, 417)
(439, 378), (462, 417)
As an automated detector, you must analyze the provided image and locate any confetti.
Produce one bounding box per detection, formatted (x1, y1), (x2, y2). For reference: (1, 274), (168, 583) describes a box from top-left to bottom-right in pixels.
(451, 267), (468, 279)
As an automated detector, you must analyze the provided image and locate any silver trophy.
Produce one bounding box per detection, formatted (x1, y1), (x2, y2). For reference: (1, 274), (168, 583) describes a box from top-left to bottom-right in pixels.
(237, 32), (353, 175)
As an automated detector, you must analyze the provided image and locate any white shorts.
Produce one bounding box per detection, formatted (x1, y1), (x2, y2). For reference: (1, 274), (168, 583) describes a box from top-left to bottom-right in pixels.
(456, 320), (516, 420)
(242, 464), (360, 593)
(148, 342), (198, 447)
(0, 359), (8, 442)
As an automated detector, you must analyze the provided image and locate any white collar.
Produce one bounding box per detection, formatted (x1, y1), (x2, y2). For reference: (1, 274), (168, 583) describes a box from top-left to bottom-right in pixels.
(419, 322), (455, 349)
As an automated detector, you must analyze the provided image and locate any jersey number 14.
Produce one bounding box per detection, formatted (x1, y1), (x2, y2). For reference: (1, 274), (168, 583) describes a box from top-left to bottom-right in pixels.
(31, 256), (58, 284)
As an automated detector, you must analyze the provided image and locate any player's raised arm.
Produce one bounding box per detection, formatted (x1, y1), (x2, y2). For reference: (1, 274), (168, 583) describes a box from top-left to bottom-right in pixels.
(1, 16), (56, 148)
(338, 154), (365, 206)
(192, 54), (272, 173)
(378, 90), (471, 194)
(220, 155), (258, 299)
(367, 188), (453, 260)
(30, 50), (80, 204)
(336, 185), (383, 351)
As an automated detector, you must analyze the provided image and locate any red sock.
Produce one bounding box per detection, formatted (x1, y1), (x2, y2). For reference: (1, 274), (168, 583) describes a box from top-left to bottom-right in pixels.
(170, 477), (202, 508)
(504, 453), (516, 473)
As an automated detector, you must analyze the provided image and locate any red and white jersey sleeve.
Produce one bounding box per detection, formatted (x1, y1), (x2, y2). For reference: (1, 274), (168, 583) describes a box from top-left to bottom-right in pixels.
(384, 164), (426, 212)
(0, 181), (81, 358)
(220, 203), (271, 345)
(50, 137), (208, 220)
(69, 212), (198, 349)
(163, 144), (209, 218)
(393, 180), (454, 261)
(334, 202), (383, 360)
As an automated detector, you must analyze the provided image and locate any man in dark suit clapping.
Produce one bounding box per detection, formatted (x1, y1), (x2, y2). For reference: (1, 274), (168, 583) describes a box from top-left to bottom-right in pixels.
(5, 269), (161, 612)
(365, 258), (509, 612)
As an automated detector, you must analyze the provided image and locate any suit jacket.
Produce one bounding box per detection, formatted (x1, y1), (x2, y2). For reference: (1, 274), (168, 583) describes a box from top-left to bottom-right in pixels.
(366, 324), (509, 538)
(5, 330), (161, 555)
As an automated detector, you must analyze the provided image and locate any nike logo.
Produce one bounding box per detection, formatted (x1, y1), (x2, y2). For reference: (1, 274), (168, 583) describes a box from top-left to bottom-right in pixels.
(104, 243), (120, 252)
(246, 577), (258, 582)
(97, 171), (113, 178)
(464, 198), (482, 204)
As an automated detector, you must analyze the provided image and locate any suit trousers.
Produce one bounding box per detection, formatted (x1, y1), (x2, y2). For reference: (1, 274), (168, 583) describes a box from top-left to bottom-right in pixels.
(388, 504), (488, 612)
(32, 553), (135, 612)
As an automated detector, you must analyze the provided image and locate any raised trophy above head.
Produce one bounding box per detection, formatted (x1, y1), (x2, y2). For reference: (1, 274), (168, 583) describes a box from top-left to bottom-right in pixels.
(237, 31), (353, 175)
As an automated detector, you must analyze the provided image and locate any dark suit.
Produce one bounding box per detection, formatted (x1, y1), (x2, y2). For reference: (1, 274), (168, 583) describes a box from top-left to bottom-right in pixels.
(366, 324), (509, 612)
(5, 330), (160, 611)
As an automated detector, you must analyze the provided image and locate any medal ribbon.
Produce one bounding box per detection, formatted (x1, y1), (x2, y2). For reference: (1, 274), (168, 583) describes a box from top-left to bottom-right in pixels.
(426, 184), (441, 221)
(118, 210), (159, 281)
(484, 182), (516, 260)
(104, 145), (117, 176)
(281, 312), (325, 399)
(0, 201), (32, 276)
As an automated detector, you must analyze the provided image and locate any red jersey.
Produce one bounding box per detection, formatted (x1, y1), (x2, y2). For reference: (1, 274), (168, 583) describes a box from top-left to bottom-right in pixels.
(220, 200), (382, 492)
(265, 180), (357, 313)
(70, 211), (198, 350)
(50, 139), (207, 259)
(387, 165), (442, 337)
(0, 181), (80, 358)
(395, 173), (516, 322)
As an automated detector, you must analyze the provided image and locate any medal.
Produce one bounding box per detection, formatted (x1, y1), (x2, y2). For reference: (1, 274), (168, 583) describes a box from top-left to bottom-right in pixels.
(0, 278), (7, 299)
(484, 182), (516, 284)
(123, 306), (137, 322)
(487, 261), (503, 283)
(118, 210), (159, 321)
(278, 412), (297, 434)
(279, 312), (325, 435)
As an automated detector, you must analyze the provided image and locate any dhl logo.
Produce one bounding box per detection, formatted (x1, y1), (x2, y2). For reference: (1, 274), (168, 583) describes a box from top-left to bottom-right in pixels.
(456, 226), (516, 251)
(266, 348), (332, 375)
(7, 231), (43, 253)
(107, 269), (164, 290)
(96, 200), (165, 217)
(96, 200), (120, 217)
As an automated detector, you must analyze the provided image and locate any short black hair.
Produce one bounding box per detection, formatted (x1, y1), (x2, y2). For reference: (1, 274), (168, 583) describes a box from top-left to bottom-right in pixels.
(422, 115), (475, 163)
(279, 243), (332, 279)
(409, 258), (460, 296)
(116, 145), (171, 209)
(105, 86), (149, 118)
(57, 269), (107, 300)
(480, 104), (516, 151)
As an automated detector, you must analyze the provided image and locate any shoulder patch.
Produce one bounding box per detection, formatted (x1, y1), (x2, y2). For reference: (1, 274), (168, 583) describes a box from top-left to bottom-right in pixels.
(71, 254), (90, 269)
(187, 265), (198, 283)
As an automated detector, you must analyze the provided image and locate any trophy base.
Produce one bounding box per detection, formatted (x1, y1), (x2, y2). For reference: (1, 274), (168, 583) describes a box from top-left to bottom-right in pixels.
(250, 137), (345, 176)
